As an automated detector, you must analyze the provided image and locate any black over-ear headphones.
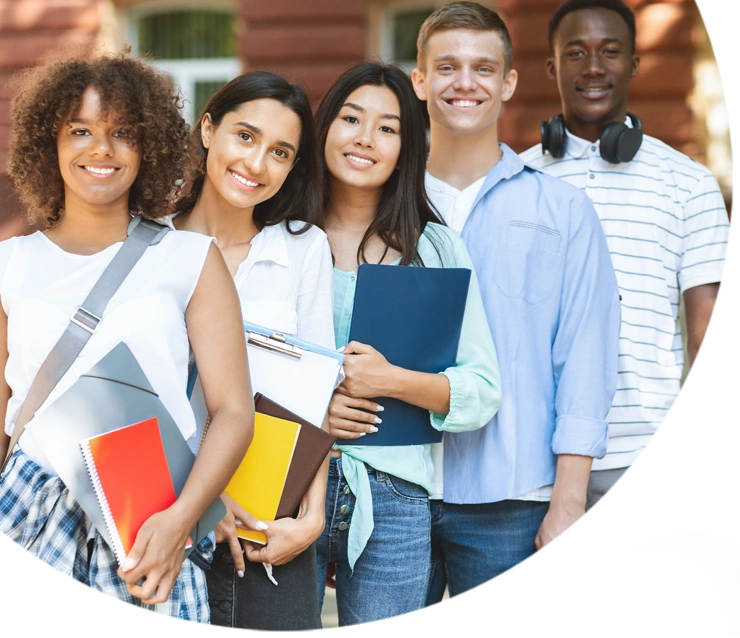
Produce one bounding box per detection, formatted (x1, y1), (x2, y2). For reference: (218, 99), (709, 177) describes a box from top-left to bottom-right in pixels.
(540, 112), (643, 164)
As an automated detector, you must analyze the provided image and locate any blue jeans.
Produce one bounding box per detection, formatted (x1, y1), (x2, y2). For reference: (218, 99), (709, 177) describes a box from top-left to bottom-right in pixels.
(316, 456), (432, 626)
(426, 499), (549, 603)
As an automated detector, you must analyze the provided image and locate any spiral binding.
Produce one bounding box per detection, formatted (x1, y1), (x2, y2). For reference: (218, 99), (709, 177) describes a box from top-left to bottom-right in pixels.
(81, 440), (127, 566)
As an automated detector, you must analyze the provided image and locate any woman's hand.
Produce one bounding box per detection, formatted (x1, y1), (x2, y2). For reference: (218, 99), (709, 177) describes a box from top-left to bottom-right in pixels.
(215, 493), (269, 577)
(340, 341), (397, 399)
(116, 505), (193, 604)
(327, 387), (384, 439)
(242, 512), (325, 566)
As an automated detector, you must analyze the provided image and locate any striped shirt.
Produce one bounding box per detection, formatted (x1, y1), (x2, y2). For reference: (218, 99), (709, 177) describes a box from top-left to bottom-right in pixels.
(521, 130), (730, 470)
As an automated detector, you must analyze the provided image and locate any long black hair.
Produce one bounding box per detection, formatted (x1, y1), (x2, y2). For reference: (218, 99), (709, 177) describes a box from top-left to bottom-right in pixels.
(174, 71), (321, 231)
(315, 61), (445, 266)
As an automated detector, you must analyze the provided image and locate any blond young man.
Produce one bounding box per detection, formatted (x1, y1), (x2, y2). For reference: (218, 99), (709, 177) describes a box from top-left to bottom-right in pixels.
(412, 2), (621, 600)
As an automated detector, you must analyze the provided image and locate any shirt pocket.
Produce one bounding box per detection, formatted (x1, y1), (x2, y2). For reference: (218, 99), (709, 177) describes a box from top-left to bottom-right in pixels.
(493, 221), (564, 304)
(241, 299), (298, 336)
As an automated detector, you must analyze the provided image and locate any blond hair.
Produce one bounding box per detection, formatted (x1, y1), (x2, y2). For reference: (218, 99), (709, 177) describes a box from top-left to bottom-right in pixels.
(416, 2), (513, 73)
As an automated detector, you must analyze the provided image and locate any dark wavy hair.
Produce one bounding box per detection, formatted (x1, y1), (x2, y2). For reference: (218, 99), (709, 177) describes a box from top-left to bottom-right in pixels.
(315, 61), (445, 267)
(7, 49), (189, 227)
(173, 72), (321, 232)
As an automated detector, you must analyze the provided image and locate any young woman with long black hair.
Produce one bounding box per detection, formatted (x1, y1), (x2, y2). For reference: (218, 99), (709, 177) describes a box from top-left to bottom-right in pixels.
(313, 61), (502, 626)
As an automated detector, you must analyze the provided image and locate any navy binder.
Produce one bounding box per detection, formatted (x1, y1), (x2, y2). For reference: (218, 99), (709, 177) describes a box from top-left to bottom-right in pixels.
(336, 263), (471, 446)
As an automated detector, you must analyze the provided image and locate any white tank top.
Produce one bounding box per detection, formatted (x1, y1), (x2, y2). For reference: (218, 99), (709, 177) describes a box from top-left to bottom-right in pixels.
(0, 228), (214, 471)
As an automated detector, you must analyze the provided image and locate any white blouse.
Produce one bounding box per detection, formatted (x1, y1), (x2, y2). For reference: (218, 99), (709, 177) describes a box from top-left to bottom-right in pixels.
(0, 229), (214, 471)
(233, 221), (335, 349)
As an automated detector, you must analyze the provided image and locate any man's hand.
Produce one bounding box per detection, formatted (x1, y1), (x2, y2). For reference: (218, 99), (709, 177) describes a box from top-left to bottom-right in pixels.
(216, 493), (269, 577)
(243, 513), (324, 566)
(535, 454), (592, 550)
(535, 498), (585, 550)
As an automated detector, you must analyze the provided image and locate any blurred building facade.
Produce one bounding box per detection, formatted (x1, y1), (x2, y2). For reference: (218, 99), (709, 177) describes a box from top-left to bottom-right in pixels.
(0, 0), (731, 236)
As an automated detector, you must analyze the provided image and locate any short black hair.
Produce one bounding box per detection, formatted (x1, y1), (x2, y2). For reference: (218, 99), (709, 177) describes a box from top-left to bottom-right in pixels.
(548, 0), (636, 53)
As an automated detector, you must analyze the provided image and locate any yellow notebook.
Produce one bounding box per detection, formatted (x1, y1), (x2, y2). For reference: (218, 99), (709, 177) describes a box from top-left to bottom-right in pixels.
(224, 412), (301, 544)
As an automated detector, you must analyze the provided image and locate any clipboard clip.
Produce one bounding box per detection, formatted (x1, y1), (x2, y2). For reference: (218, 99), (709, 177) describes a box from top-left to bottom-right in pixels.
(247, 330), (305, 359)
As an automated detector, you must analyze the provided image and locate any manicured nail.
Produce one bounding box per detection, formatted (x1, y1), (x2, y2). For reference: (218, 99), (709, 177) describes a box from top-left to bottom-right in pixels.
(235, 519), (244, 527)
(376, 405), (384, 412)
(374, 417), (382, 424)
(238, 570), (245, 578)
(256, 521), (268, 530)
(121, 557), (136, 572)
(369, 426), (378, 433)
(359, 432), (366, 437)
(338, 346), (346, 353)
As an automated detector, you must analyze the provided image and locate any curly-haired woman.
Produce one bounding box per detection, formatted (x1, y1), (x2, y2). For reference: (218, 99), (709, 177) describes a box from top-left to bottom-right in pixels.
(0, 51), (253, 621)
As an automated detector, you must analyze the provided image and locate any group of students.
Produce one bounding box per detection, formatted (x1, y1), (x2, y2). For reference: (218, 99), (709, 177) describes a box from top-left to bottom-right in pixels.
(0, 0), (729, 630)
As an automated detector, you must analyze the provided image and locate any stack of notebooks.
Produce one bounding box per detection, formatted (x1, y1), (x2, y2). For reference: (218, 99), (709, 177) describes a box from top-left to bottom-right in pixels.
(222, 393), (336, 544)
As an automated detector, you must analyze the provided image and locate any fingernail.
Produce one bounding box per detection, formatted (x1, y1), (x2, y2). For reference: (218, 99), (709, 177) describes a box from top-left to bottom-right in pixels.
(235, 519), (244, 527)
(374, 417), (382, 424)
(338, 346), (345, 353)
(121, 557), (136, 572)
(359, 432), (366, 437)
(376, 405), (384, 412)
(238, 570), (245, 578)
(369, 426), (378, 433)
(256, 521), (268, 530)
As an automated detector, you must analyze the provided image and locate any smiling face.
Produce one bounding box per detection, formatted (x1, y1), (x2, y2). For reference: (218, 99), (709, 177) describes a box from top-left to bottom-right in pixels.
(412, 28), (517, 138)
(547, 7), (640, 141)
(201, 97), (301, 212)
(56, 86), (141, 212)
(323, 84), (402, 193)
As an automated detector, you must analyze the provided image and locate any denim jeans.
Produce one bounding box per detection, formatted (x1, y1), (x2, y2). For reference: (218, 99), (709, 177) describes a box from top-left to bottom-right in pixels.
(207, 541), (322, 630)
(426, 499), (549, 603)
(316, 457), (432, 626)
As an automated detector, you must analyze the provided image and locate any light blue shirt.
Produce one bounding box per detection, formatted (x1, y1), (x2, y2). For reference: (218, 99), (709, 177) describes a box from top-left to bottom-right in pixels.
(333, 222), (501, 568)
(441, 144), (621, 504)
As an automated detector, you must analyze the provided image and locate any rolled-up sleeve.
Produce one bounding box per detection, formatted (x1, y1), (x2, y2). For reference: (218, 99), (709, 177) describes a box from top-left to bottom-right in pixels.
(551, 191), (620, 458)
(430, 234), (502, 432)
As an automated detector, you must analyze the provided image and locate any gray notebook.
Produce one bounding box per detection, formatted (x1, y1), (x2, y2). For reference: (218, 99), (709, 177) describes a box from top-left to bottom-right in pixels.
(25, 342), (225, 557)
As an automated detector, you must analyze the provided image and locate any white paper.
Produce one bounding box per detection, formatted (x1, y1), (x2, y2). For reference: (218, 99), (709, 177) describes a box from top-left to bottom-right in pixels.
(188, 343), (340, 454)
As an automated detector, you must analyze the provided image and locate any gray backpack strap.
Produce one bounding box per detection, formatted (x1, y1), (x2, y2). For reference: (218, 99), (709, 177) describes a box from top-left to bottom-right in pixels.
(3, 216), (170, 467)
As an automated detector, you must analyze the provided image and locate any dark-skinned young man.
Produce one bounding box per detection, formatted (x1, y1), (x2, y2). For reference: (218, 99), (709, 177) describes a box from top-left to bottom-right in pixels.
(521, 0), (730, 508)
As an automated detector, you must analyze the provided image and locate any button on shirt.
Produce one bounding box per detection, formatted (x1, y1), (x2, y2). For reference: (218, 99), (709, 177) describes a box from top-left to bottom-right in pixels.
(521, 130), (730, 470)
(425, 172), (553, 503)
(333, 222), (502, 569)
(439, 144), (620, 505)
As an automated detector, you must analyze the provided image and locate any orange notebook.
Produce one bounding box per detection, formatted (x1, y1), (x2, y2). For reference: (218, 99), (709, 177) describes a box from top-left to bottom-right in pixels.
(80, 417), (181, 566)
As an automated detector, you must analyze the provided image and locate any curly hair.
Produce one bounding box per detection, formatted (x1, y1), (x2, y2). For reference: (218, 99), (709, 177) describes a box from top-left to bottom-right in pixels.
(7, 49), (189, 227)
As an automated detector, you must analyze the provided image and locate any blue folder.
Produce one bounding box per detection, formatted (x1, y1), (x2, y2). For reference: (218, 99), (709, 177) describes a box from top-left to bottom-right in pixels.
(336, 264), (471, 446)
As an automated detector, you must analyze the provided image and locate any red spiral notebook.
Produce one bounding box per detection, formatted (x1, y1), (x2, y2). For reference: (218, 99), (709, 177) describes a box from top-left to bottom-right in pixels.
(80, 417), (187, 566)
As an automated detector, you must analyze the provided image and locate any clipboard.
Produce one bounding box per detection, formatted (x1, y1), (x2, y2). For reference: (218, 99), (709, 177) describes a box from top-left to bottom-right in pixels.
(187, 321), (344, 454)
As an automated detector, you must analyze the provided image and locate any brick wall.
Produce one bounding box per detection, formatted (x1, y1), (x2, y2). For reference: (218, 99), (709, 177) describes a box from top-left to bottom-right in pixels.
(0, 0), (100, 237)
(497, 0), (700, 155)
(239, 0), (367, 101)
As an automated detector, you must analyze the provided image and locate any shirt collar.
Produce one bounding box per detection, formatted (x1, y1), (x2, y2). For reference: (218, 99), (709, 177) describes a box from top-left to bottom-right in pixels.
(248, 222), (290, 268)
(472, 143), (527, 210)
(564, 115), (634, 159)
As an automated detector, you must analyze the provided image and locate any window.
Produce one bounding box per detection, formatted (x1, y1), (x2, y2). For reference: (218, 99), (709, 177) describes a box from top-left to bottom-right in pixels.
(128, 4), (240, 123)
(377, 1), (444, 73)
